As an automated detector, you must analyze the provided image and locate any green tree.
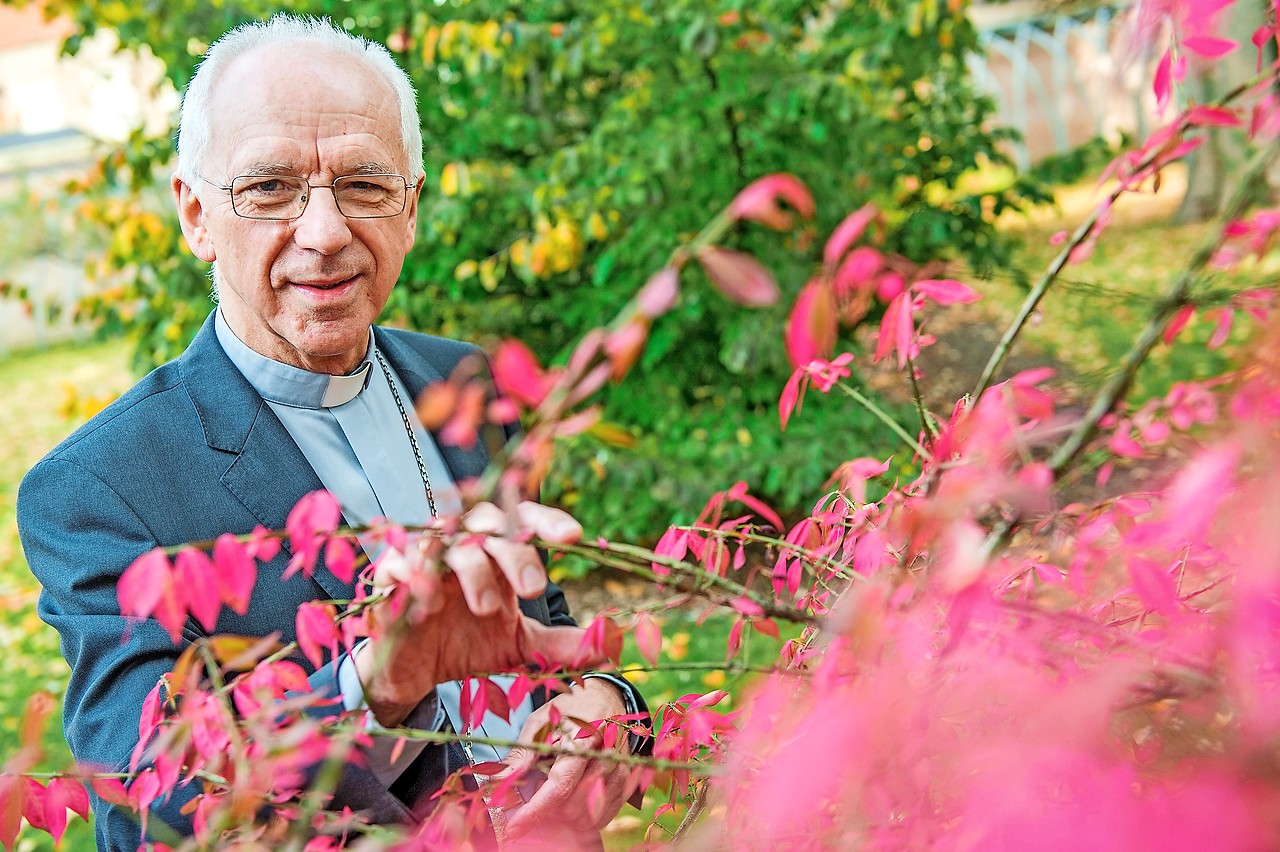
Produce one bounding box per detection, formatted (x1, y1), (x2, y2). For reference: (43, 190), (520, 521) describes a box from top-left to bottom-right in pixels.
(39, 0), (1042, 553)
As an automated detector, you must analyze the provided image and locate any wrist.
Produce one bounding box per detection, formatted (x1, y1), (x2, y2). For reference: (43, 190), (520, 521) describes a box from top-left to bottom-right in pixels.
(352, 639), (434, 728)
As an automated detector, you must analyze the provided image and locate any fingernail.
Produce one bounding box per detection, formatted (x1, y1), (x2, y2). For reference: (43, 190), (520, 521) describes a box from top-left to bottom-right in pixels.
(521, 564), (545, 592)
(477, 588), (498, 613)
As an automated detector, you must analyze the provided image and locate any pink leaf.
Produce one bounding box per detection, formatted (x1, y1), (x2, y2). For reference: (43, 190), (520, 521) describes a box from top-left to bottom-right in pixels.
(324, 537), (357, 584)
(213, 533), (257, 615)
(1163, 304), (1196, 344)
(696, 246), (780, 306)
(118, 548), (171, 621)
(175, 548), (219, 633)
(785, 280), (838, 369)
(1154, 49), (1173, 112)
(636, 267), (680, 318)
(874, 292), (914, 368)
(824, 204), (877, 266)
(911, 278), (980, 305)
(728, 173), (815, 231)
(634, 612), (662, 667)
(246, 525), (281, 562)
(132, 683), (165, 771)
(288, 490), (341, 540)
(779, 368), (807, 430)
(1182, 35), (1238, 58)
(1129, 557), (1180, 615)
(492, 339), (554, 408)
(726, 619), (745, 660)
(1208, 307), (1235, 348)
(1184, 105), (1242, 127)
(296, 603), (340, 670)
(44, 778), (88, 843)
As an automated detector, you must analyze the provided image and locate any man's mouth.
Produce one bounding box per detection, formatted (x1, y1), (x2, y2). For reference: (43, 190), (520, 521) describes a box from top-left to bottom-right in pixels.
(292, 275), (359, 297)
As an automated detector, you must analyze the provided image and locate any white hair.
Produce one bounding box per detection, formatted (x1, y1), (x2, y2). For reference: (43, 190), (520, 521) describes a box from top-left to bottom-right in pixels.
(175, 14), (424, 184)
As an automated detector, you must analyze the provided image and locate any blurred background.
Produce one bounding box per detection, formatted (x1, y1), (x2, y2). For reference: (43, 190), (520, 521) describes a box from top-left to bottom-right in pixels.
(0, 0), (1271, 846)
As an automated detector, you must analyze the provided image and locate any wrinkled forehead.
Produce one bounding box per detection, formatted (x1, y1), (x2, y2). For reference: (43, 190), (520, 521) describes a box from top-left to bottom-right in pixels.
(204, 42), (406, 177)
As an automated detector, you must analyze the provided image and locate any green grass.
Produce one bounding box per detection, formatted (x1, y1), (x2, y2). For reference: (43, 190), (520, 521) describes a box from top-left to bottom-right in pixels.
(980, 168), (1273, 404)
(0, 337), (132, 850)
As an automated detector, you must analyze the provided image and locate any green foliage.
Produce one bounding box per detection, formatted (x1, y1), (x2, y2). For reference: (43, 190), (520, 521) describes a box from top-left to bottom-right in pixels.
(41, 0), (1041, 542)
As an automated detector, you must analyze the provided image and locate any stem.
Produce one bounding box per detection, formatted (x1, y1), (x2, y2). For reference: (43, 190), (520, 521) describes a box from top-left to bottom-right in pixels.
(834, 381), (931, 460)
(1046, 134), (1280, 479)
(972, 68), (1277, 402)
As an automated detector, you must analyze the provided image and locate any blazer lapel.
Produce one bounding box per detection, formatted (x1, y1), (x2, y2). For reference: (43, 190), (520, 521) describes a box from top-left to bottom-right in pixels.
(178, 314), (356, 602)
(375, 327), (493, 482)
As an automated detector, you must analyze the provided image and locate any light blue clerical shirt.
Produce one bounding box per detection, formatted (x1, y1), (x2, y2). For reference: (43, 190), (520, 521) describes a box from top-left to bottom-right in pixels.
(215, 312), (638, 785)
(214, 312), (487, 785)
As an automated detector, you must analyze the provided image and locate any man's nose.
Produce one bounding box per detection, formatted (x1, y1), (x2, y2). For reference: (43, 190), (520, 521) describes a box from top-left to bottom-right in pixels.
(291, 185), (353, 254)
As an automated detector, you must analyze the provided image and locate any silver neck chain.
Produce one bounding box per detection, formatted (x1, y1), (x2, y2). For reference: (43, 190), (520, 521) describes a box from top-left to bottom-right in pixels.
(372, 348), (438, 519)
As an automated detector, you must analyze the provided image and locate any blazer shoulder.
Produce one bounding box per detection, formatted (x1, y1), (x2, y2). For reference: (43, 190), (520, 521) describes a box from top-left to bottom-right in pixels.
(32, 361), (188, 468)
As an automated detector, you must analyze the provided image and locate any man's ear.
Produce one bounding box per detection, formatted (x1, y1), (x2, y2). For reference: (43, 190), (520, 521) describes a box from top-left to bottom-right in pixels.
(402, 178), (424, 248)
(172, 174), (217, 263)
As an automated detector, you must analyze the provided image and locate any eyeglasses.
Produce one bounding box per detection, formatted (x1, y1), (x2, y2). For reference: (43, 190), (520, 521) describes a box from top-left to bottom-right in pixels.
(202, 173), (417, 220)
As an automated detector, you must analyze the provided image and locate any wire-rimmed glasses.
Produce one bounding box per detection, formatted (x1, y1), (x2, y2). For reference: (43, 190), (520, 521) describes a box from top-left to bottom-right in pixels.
(203, 174), (416, 220)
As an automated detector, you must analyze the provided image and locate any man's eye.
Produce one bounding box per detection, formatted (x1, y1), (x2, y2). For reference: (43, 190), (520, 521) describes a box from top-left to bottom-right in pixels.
(242, 179), (291, 196)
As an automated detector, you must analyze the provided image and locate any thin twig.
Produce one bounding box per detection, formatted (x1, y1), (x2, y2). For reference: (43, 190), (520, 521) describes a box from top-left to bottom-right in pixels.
(971, 68), (1277, 401)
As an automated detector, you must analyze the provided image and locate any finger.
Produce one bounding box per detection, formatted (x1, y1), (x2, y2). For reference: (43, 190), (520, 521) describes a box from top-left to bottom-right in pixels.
(481, 535), (546, 599)
(443, 535), (507, 617)
(504, 751), (591, 838)
(522, 620), (597, 670)
(516, 501), (583, 545)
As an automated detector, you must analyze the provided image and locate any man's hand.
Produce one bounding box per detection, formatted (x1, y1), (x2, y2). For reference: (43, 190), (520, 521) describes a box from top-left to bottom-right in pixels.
(500, 678), (634, 841)
(353, 501), (590, 727)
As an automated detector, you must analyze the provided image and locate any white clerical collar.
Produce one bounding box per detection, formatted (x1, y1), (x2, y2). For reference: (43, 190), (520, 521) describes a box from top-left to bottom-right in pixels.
(214, 310), (374, 409)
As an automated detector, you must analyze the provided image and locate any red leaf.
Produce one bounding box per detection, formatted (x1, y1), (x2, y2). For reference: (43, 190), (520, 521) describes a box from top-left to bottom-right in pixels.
(484, 677), (512, 723)
(21, 779), (45, 831)
(728, 173), (815, 231)
(508, 673), (533, 709)
(1208, 307), (1235, 349)
(750, 618), (781, 641)
(696, 246), (780, 306)
(1163, 304), (1196, 344)
(824, 204), (877, 265)
(1182, 35), (1238, 58)
(213, 533), (256, 615)
(634, 612), (662, 667)
(492, 339), (553, 408)
(604, 320), (649, 382)
(0, 775), (26, 851)
(785, 280), (837, 369)
(175, 548), (219, 633)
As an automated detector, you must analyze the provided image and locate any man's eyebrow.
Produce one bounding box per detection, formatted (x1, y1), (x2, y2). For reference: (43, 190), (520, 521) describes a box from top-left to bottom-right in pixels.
(239, 163), (301, 176)
(347, 162), (396, 175)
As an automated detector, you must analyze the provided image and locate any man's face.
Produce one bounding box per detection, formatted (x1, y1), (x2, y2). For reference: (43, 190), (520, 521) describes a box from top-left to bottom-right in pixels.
(173, 43), (420, 375)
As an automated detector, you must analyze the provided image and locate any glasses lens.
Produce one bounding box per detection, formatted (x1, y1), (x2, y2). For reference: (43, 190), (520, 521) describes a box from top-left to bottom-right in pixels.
(334, 175), (407, 218)
(230, 175), (308, 220)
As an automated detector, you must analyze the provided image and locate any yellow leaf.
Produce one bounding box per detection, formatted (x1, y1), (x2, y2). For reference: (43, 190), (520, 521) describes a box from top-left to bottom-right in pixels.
(587, 421), (638, 448)
(587, 211), (608, 241)
(440, 163), (459, 197)
(454, 259), (478, 280)
(478, 257), (499, 291)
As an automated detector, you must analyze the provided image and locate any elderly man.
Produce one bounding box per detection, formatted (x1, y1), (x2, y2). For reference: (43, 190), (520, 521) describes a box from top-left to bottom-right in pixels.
(18, 14), (645, 850)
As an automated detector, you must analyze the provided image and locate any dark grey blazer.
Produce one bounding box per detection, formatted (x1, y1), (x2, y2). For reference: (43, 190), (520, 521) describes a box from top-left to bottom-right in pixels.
(17, 312), (574, 850)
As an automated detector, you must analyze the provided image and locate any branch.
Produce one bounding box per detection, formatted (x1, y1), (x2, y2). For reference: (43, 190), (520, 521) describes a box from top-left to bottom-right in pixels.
(971, 67), (1279, 401)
